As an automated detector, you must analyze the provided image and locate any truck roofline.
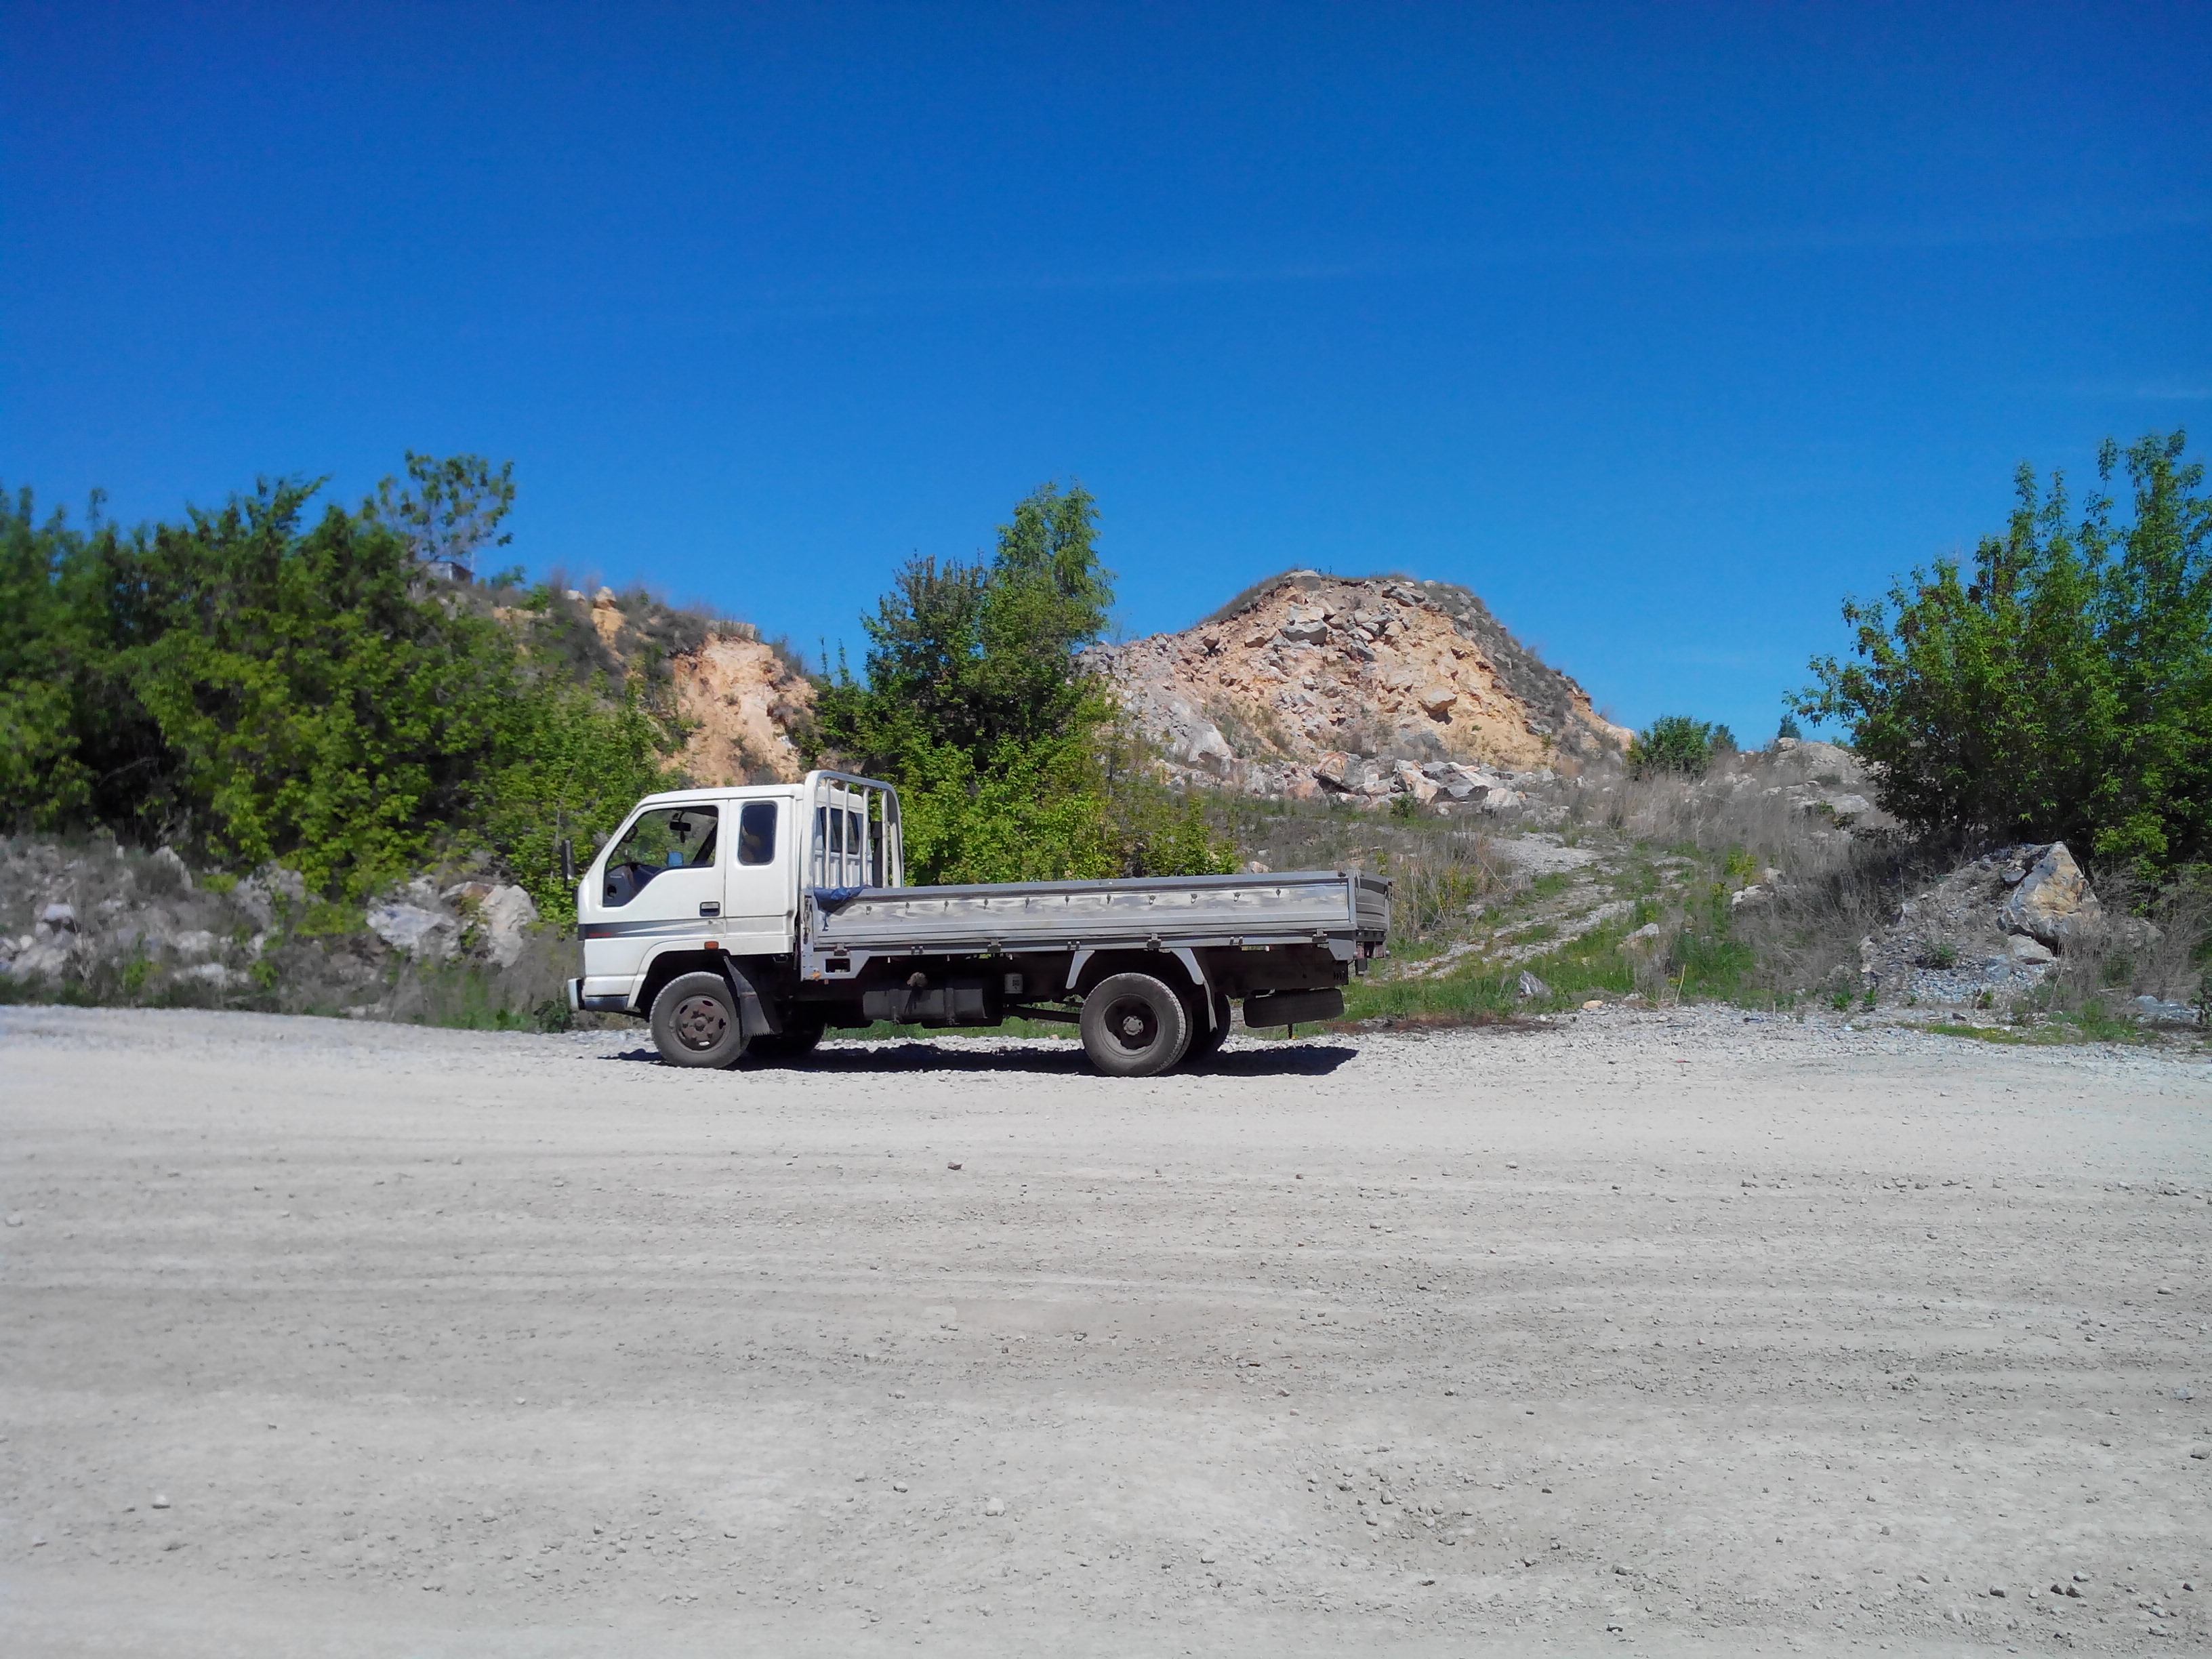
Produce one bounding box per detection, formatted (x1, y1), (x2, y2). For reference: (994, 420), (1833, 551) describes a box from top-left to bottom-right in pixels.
(630, 782), (804, 808)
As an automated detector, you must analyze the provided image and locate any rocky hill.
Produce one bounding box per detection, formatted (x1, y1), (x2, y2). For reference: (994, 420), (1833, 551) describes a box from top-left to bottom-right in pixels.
(559, 586), (815, 785)
(1084, 570), (1633, 804)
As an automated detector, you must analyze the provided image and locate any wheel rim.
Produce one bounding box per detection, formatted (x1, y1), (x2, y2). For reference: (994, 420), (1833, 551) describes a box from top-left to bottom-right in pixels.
(1105, 996), (1160, 1053)
(674, 994), (730, 1050)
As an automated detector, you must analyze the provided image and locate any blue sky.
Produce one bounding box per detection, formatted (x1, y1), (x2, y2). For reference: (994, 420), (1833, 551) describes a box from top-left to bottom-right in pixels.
(4, 2), (2207, 741)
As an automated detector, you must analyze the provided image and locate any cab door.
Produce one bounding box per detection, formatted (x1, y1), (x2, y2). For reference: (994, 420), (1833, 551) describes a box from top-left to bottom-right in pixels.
(717, 794), (793, 956)
(583, 802), (724, 984)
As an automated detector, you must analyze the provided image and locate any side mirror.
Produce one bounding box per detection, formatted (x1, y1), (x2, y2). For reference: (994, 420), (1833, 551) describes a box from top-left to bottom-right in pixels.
(559, 838), (575, 884)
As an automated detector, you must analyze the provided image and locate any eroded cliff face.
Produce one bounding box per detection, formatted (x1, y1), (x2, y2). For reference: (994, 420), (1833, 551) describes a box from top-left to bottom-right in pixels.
(1086, 571), (1631, 802)
(671, 634), (814, 785)
(557, 570), (1623, 802)
(566, 586), (815, 785)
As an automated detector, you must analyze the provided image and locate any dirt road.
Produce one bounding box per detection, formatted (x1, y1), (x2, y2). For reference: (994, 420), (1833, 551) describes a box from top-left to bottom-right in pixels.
(1, 1004), (2205, 1656)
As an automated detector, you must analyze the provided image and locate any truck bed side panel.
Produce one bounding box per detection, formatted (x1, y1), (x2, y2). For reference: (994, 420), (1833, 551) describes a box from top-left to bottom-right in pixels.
(808, 872), (1385, 953)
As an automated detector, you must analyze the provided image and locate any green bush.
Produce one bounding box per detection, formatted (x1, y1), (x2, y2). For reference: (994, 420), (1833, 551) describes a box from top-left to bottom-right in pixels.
(1800, 430), (2211, 873)
(813, 482), (1233, 883)
(0, 465), (680, 908)
(1629, 715), (1735, 777)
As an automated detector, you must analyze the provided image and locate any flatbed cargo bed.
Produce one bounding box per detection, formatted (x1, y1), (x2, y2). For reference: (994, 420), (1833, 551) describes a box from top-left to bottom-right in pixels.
(802, 868), (1391, 970)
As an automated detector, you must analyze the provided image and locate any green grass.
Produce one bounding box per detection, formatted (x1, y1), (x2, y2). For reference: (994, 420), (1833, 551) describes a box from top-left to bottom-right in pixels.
(1343, 917), (1643, 1025)
(1921, 1006), (2155, 1047)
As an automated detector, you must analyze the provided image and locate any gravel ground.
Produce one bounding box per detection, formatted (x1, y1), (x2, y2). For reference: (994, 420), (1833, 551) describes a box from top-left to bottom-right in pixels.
(1, 1003), (2206, 1656)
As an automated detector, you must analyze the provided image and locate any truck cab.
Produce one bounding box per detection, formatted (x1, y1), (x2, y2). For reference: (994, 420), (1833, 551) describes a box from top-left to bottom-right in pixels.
(570, 771), (895, 1016)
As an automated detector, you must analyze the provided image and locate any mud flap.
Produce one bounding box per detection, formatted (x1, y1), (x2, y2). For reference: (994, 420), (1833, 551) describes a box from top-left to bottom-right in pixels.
(722, 960), (782, 1038)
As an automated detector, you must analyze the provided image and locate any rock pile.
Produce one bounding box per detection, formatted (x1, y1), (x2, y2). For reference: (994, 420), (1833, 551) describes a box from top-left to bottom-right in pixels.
(1086, 570), (1632, 809)
(0, 840), (277, 994)
(365, 877), (539, 966)
(1858, 842), (2131, 1008)
(0, 838), (546, 1004)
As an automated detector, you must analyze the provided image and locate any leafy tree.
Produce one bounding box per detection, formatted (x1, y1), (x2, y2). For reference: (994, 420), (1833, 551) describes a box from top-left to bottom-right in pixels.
(1774, 714), (1803, 743)
(0, 464), (679, 908)
(1629, 715), (1732, 777)
(0, 487), (98, 825)
(815, 481), (1232, 882)
(367, 451), (516, 579)
(1799, 431), (2211, 872)
(821, 481), (1115, 761)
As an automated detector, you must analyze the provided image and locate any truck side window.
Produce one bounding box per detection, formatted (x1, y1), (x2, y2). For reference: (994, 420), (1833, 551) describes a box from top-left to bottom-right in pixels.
(602, 806), (718, 907)
(738, 801), (777, 866)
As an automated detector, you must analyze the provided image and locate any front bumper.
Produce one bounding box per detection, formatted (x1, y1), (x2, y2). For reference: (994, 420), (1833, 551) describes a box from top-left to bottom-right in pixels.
(567, 977), (636, 1015)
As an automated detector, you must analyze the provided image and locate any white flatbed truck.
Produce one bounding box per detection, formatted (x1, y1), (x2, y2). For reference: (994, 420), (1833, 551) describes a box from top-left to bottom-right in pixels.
(565, 771), (1391, 1076)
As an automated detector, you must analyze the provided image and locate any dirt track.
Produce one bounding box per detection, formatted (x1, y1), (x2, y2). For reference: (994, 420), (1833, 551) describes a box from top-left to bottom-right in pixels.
(1, 1004), (2206, 1656)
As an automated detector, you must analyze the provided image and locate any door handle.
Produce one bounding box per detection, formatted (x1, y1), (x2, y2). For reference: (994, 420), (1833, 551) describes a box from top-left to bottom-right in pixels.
(699, 901), (720, 917)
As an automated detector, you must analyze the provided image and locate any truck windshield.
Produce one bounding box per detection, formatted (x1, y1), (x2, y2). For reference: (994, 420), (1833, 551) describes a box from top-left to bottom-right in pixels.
(602, 806), (718, 907)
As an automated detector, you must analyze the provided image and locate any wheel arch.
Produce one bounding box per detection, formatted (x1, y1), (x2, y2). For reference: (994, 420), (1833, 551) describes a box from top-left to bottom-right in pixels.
(1069, 947), (1203, 1000)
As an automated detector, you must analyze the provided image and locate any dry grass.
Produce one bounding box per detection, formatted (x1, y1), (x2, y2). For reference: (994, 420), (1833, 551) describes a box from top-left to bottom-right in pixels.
(1208, 794), (1507, 951)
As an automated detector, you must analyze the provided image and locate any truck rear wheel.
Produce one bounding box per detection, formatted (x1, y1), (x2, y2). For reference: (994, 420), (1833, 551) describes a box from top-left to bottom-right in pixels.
(649, 972), (750, 1068)
(1080, 972), (1191, 1077)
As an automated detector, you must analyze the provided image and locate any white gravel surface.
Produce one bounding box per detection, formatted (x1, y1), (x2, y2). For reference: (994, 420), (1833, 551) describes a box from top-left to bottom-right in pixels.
(1, 1004), (2206, 1656)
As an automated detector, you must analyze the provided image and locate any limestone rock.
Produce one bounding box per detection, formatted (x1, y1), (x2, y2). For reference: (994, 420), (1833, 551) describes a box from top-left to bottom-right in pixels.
(1996, 843), (2102, 947)
(478, 884), (540, 968)
(234, 865), (308, 929)
(366, 899), (459, 961)
(147, 846), (193, 893)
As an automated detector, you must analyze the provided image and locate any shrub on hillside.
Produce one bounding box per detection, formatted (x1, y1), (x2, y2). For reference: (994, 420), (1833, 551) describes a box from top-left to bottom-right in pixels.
(1799, 430), (2211, 873)
(0, 466), (679, 910)
(1629, 714), (1736, 777)
(812, 481), (1233, 882)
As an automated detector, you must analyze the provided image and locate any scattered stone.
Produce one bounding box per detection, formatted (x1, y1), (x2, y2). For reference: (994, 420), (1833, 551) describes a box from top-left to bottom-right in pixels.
(233, 863), (308, 928)
(2133, 995), (2200, 1025)
(983, 1496), (1006, 1517)
(170, 928), (218, 960)
(365, 898), (459, 961)
(150, 1494), (169, 1509)
(1858, 841), (2114, 1007)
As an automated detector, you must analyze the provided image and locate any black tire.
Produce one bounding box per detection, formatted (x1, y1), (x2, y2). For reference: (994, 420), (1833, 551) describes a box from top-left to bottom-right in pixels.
(1180, 987), (1233, 1067)
(649, 971), (750, 1068)
(747, 1013), (825, 1065)
(1080, 972), (1192, 1078)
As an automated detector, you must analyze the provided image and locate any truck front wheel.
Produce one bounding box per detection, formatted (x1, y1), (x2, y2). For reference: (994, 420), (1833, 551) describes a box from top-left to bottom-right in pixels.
(650, 972), (750, 1068)
(1080, 972), (1192, 1078)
